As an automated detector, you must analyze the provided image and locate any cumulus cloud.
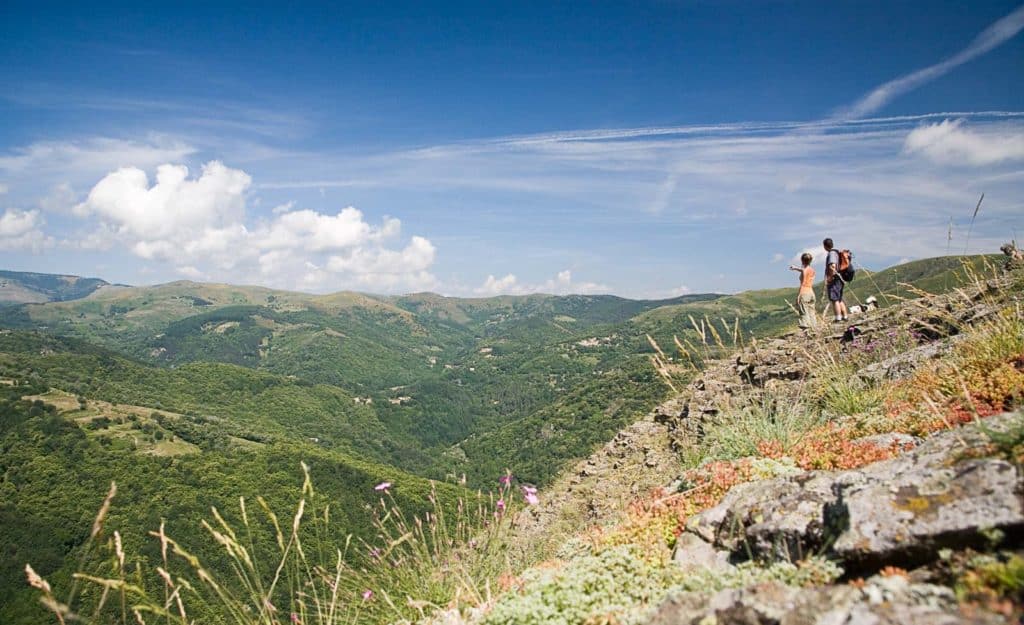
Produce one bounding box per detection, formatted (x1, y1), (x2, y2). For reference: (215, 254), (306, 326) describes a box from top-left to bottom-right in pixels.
(477, 273), (521, 296)
(70, 161), (438, 292)
(475, 269), (608, 296)
(903, 119), (1024, 165)
(258, 208), (400, 252)
(75, 161), (250, 244)
(786, 246), (822, 269)
(0, 208), (54, 252)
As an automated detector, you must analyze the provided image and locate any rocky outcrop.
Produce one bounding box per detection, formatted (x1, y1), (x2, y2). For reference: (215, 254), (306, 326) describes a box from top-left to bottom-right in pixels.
(508, 416), (684, 564)
(647, 575), (1006, 625)
(855, 336), (962, 382)
(683, 413), (1024, 572)
(656, 268), (1019, 453)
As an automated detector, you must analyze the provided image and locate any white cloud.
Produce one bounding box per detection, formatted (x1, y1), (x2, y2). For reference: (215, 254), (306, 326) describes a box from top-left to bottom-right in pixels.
(664, 285), (692, 297)
(176, 265), (206, 280)
(69, 160), (437, 293)
(257, 208), (400, 252)
(477, 273), (521, 296)
(0, 208), (42, 237)
(837, 5), (1024, 120)
(75, 161), (250, 244)
(38, 182), (79, 213)
(903, 119), (1024, 165)
(326, 235), (434, 275)
(234, 111), (1024, 294)
(474, 269), (608, 296)
(770, 253), (785, 263)
(0, 137), (195, 177)
(787, 246), (822, 269)
(0, 208), (54, 252)
(10, 110), (1024, 296)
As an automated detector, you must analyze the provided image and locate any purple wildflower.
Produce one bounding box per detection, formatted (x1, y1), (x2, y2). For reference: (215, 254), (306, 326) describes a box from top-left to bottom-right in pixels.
(374, 481), (391, 492)
(522, 485), (539, 505)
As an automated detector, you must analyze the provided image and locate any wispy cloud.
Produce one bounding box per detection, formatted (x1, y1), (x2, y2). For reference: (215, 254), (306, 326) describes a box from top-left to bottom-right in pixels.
(8, 111), (1024, 295)
(3, 87), (314, 140)
(0, 136), (195, 177)
(903, 118), (1024, 165)
(836, 4), (1024, 120)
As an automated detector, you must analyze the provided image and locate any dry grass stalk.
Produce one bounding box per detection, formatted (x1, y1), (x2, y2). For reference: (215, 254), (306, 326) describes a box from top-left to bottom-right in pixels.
(645, 333), (666, 359)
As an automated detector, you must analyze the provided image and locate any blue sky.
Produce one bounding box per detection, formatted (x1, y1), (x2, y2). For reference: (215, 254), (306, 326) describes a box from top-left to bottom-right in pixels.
(1, 1), (1023, 297)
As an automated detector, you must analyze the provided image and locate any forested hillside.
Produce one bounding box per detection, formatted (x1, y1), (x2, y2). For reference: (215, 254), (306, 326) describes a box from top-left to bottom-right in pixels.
(0, 255), (998, 624)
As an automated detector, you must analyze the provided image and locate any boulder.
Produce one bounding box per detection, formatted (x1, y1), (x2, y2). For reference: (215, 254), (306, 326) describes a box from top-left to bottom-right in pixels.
(684, 414), (1024, 569)
(833, 457), (1023, 568)
(671, 532), (734, 575)
(686, 469), (858, 561)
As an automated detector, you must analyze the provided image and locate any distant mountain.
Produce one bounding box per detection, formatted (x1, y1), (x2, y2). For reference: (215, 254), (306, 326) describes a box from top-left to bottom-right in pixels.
(0, 270), (112, 306)
(0, 255), (993, 487)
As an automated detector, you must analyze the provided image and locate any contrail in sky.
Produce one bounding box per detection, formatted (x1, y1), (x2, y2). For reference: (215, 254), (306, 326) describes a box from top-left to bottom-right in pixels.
(836, 4), (1024, 120)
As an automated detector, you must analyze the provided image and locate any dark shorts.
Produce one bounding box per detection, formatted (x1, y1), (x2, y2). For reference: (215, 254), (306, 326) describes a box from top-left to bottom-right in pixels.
(828, 278), (844, 302)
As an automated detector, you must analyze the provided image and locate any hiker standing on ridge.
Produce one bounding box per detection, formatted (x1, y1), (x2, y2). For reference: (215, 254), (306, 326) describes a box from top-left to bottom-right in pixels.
(823, 238), (848, 323)
(790, 253), (817, 330)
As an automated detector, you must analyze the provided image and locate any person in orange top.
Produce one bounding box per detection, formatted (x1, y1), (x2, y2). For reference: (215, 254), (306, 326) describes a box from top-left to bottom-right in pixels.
(789, 252), (817, 330)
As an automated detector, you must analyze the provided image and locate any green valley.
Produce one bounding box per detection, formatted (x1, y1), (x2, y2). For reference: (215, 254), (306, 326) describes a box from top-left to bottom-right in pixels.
(0, 256), (1000, 624)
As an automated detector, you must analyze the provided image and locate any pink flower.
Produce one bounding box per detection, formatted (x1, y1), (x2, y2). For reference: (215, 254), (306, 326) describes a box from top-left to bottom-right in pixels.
(362, 589), (374, 601)
(496, 499), (506, 513)
(291, 613), (301, 624)
(522, 485), (539, 505)
(374, 482), (391, 492)
(498, 474), (512, 486)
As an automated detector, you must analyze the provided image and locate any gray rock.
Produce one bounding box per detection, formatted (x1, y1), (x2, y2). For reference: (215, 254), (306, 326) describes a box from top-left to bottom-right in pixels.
(686, 470), (859, 561)
(684, 414), (1024, 568)
(856, 338), (960, 382)
(671, 532), (735, 574)
(833, 457), (1023, 567)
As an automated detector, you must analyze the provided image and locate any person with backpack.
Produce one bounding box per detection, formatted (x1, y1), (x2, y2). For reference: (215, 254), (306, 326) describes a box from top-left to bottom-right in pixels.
(823, 237), (850, 323)
(789, 252), (817, 330)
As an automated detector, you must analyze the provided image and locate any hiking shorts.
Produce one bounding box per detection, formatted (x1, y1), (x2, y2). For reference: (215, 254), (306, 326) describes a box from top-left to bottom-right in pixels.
(828, 278), (844, 302)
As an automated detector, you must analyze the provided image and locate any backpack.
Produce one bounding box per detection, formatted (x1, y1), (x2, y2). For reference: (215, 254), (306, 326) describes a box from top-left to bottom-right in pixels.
(838, 249), (855, 282)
